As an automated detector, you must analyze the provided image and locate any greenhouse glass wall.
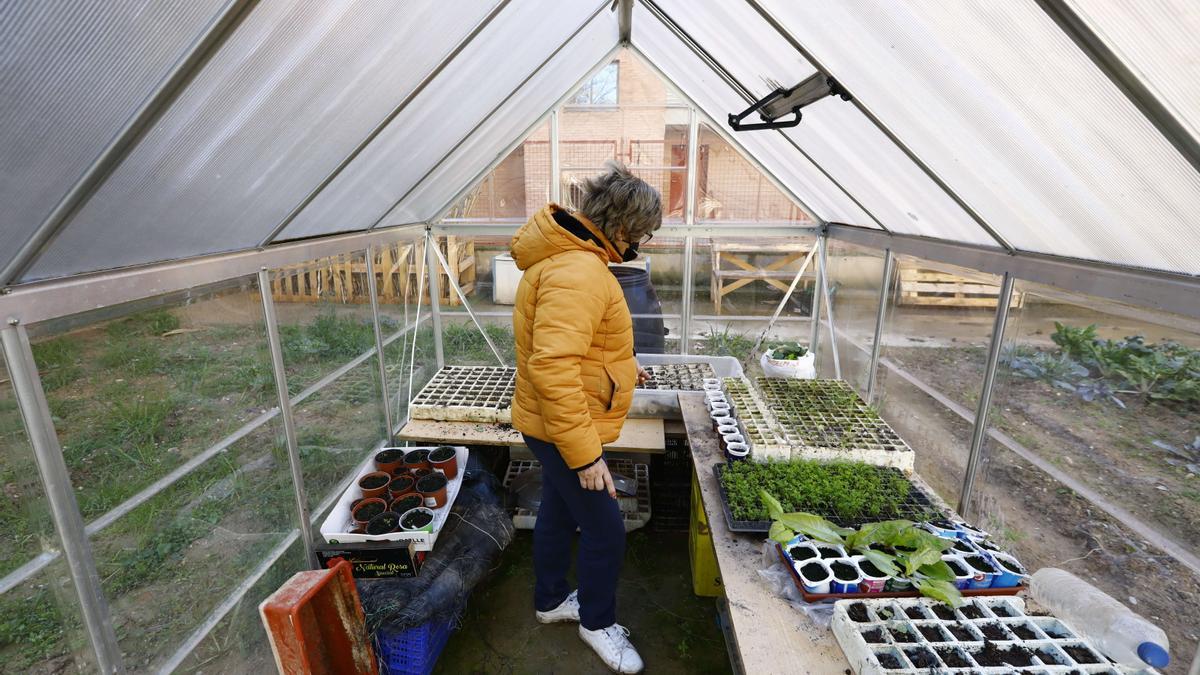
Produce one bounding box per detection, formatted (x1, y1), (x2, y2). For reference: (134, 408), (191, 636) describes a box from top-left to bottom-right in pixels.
(1, 0), (1199, 672)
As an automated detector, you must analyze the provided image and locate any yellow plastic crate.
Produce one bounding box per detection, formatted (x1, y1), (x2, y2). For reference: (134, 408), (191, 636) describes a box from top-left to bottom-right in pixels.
(689, 473), (723, 597)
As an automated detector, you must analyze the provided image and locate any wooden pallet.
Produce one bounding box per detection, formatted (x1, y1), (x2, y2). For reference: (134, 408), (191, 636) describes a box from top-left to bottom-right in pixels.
(271, 237), (474, 306)
(897, 268), (1023, 308)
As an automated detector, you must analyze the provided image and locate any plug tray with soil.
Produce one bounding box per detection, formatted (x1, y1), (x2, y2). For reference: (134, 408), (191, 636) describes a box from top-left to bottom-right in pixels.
(830, 596), (1142, 674)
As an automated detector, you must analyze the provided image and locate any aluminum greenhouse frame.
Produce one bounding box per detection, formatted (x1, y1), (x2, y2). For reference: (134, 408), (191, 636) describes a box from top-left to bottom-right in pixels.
(2, 1), (1199, 672)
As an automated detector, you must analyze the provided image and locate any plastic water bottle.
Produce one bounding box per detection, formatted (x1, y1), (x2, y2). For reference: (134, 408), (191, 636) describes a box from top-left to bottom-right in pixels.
(1030, 568), (1170, 669)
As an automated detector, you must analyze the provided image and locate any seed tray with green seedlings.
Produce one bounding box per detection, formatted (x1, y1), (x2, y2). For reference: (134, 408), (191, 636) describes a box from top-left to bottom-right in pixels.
(756, 377), (876, 416)
(754, 377), (914, 470)
(832, 596), (1143, 674)
(716, 460), (943, 532)
(638, 362), (716, 391)
(720, 377), (791, 460)
(409, 365), (517, 423)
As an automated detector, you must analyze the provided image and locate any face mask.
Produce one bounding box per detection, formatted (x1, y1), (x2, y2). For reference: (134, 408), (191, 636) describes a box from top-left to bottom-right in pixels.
(621, 240), (640, 262)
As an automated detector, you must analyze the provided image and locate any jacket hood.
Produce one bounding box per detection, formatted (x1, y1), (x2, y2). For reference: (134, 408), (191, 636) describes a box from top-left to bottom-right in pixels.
(510, 204), (623, 271)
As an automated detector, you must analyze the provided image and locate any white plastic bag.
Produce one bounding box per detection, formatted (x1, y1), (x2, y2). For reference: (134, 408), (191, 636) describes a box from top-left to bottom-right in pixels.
(760, 348), (816, 379)
(756, 540), (835, 627)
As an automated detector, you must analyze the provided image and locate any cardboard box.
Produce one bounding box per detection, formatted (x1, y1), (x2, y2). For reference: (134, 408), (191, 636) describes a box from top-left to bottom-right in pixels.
(315, 541), (425, 579)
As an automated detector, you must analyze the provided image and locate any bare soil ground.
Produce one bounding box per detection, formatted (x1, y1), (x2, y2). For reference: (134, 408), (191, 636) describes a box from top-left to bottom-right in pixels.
(884, 345), (1200, 671)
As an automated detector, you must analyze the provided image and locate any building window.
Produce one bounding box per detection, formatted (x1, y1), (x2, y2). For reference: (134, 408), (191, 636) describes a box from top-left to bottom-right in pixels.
(569, 62), (619, 106)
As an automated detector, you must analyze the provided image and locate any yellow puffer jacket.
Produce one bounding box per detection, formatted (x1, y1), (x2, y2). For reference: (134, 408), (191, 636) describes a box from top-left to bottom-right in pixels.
(510, 204), (638, 469)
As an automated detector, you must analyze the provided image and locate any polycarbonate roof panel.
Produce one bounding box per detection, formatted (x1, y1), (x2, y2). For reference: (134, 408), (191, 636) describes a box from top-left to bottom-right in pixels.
(25, 0), (499, 282)
(0, 0), (227, 277)
(631, 2), (875, 228)
(1068, 0), (1200, 144)
(652, 0), (998, 246)
(758, 0), (1200, 274)
(279, 0), (615, 241)
(386, 19), (617, 225)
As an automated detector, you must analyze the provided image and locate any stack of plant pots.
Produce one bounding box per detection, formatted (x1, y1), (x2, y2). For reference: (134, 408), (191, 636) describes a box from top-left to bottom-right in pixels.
(704, 379), (751, 461)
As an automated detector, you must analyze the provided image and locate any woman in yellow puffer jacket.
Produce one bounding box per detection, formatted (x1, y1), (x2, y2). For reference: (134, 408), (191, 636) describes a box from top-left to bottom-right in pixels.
(510, 162), (660, 674)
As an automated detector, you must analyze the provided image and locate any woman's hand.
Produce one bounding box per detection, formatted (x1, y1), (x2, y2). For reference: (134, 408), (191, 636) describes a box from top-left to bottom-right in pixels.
(578, 459), (617, 498)
(637, 367), (651, 386)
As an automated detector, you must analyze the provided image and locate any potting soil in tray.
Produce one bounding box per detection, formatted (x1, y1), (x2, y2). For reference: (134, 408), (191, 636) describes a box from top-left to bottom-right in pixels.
(713, 463), (946, 533)
(319, 446), (470, 551)
(830, 597), (1147, 674)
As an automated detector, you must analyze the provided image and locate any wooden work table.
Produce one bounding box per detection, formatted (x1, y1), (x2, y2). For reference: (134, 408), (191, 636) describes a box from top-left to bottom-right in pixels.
(681, 392), (851, 674)
(396, 416), (666, 452)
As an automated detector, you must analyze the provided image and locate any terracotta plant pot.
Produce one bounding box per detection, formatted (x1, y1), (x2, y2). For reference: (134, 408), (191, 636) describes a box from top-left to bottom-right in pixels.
(351, 497), (387, 527)
(428, 446), (458, 479)
(399, 506), (436, 532)
(412, 468), (433, 480)
(417, 472), (449, 509)
(403, 448), (431, 472)
(390, 494), (423, 515)
(365, 511), (401, 535)
(358, 471), (391, 499)
(388, 474), (416, 501)
(389, 466), (412, 479)
(373, 447), (406, 474)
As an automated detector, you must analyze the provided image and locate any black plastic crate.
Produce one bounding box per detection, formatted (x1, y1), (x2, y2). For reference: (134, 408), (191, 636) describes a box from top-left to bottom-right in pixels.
(714, 463), (946, 534)
(650, 479), (691, 531)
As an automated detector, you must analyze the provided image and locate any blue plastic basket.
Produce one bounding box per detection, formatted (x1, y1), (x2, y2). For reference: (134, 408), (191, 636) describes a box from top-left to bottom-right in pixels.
(374, 608), (462, 675)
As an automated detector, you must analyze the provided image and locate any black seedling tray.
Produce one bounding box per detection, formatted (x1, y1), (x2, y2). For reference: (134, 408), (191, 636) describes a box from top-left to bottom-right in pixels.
(714, 463), (946, 533)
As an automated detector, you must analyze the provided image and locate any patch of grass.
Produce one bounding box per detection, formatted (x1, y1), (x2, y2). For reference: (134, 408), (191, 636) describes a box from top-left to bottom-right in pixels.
(98, 337), (164, 376)
(30, 336), (82, 391)
(281, 310), (375, 363)
(696, 323), (756, 363)
(0, 586), (75, 668)
(104, 308), (180, 337)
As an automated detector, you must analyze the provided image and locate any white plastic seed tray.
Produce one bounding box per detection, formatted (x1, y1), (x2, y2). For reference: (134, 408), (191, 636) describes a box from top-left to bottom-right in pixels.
(503, 458), (650, 532)
(832, 596), (1149, 674)
(409, 366), (515, 423)
(629, 354), (742, 419)
(719, 377), (914, 471)
(319, 446), (469, 551)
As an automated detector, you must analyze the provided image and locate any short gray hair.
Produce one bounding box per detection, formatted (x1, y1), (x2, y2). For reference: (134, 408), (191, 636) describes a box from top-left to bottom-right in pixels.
(578, 161), (662, 245)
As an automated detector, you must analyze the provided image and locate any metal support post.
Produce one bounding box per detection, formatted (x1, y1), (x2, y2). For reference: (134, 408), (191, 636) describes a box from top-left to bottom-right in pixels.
(1, 322), (123, 673)
(680, 237), (695, 354)
(425, 230), (445, 369)
(958, 273), (1015, 516)
(809, 236), (825, 351)
(680, 106), (700, 355)
(257, 269), (315, 568)
(866, 249), (894, 404)
(819, 242), (842, 380)
(550, 109), (561, 204)
(364, 246), (394, 443)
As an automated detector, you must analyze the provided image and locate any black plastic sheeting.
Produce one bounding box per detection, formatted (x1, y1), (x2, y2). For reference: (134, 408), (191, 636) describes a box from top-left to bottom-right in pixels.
(356, 456), (514, 634)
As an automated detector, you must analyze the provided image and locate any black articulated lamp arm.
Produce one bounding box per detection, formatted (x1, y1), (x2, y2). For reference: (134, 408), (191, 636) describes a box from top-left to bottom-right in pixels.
(728, 72), (852, 132)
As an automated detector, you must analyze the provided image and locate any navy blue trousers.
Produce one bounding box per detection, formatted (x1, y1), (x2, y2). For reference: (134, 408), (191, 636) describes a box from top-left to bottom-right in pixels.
(525, 435), (625, 630)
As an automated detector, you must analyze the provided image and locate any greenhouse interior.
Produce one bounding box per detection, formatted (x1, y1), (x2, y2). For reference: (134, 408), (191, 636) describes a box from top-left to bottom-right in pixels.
(2, 1), (1199, 673)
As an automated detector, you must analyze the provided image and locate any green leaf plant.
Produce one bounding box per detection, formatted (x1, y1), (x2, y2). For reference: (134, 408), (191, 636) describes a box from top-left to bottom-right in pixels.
(762, 490), (964, 607)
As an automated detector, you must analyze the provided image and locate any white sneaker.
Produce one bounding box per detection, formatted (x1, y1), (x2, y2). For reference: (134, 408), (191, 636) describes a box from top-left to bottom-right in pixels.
(535, 590), (580, 623)
(578, 623), (644, 673)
